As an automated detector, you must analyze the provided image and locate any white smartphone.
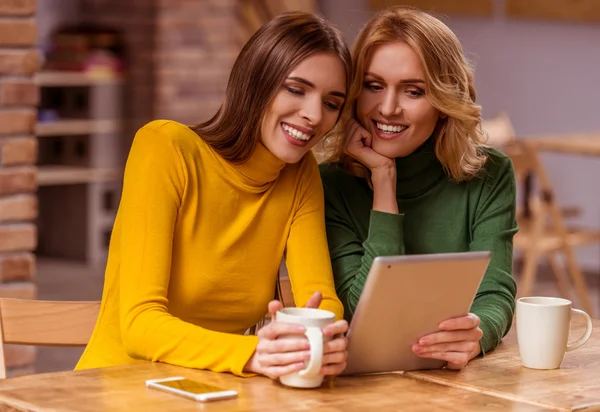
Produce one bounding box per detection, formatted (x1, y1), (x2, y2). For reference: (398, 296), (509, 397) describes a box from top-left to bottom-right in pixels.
(145, 376), (238, 402)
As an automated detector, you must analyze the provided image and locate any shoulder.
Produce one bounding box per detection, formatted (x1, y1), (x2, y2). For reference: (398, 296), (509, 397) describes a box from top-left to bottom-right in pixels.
(481, 147), (514, 177)
(470, 147), (515, 189)
(131, 120), (212, 171)
(127, 120), (209, 183)
(466, 147), (516, 210)
(319, 161), (358, 188)
(134, 120), (202, 151)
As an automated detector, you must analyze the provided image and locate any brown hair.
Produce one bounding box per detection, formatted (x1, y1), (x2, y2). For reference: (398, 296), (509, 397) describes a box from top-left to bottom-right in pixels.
(325, 6), (486, 182)
(191, 12), (351, 163)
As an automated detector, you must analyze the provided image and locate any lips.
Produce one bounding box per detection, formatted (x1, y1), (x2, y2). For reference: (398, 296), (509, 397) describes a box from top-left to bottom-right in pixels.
(372, 119), (408, 140)
(282, 122), (313, 141)
(281, 123), (313, 147)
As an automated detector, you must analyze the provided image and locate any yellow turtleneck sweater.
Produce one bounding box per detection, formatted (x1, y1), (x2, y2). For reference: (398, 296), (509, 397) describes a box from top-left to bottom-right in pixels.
(75, 120), (343, 376)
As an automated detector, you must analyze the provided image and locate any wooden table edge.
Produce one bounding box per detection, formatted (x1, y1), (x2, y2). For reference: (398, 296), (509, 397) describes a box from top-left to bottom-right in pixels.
(0, 390), (44, 412)
(571, 403), (600, 412)
(404, 371), (571, 411)
(0, 364), (593, 411)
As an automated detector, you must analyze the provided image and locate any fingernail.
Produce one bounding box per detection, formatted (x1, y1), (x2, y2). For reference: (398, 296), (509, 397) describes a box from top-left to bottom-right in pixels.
(413, 345), (422, 353)
(419, 338), (429, 345)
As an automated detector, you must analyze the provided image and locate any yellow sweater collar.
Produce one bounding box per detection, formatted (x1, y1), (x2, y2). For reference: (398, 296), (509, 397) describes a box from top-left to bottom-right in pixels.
(217, 141), (286, 193)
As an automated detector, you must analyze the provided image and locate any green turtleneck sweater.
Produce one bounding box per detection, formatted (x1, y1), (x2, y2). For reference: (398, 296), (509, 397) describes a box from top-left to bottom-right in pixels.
(319, 139), (518, 354)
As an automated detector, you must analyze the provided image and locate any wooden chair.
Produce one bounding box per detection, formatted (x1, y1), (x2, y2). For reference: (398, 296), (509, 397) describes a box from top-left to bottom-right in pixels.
(482, 112), (516, 148)
(502, 141), (599, 315)
(0, 299), (100, 379)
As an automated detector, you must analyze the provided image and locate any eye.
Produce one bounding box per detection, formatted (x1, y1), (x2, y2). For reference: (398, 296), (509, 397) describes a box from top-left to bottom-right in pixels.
(363, 81), (383, 92)
(285, 86), (304, 96)
(406, 88), (424, 98)
(324, 101), (341, 112)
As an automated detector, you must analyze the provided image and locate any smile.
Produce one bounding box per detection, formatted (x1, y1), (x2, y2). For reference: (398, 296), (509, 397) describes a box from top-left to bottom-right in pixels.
(282, 123), (313, 141)
(375, 121), (408, 134)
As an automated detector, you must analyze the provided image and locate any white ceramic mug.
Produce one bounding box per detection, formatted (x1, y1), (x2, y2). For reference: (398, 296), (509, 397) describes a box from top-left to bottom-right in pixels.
(516, 296), (593, 370)
(275, 307), (335, 388)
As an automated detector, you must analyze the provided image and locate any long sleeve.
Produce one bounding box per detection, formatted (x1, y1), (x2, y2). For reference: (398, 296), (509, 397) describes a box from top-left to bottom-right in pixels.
(469, 158), (518, 354)
(286, 154), (344, 319)
(323, 174), (405, 321)
(118, 123), (258, 376)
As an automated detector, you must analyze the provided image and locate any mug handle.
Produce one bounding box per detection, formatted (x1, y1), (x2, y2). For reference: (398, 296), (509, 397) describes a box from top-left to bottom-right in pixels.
(298, 326), (323, 376)
(566, 309), (593, 352)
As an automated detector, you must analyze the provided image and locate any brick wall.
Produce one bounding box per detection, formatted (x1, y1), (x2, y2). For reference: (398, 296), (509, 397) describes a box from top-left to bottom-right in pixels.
(78, 0), (242, 139)
(80, 0), (157, 154)
(0, 0), (39, 377)
(80, 1), (314, 136)
(154, 0), (240, 125)
(154, 0), (316, 125)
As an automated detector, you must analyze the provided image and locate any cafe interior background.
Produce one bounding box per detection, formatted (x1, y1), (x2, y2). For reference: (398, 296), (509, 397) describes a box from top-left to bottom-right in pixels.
(0, 0), (599, 377)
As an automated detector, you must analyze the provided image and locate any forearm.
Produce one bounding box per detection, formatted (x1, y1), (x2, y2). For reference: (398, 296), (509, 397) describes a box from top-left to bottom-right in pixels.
(122, 307), (259, 376)
(470, 281), (516, 354)
(371, 166), (398, 214)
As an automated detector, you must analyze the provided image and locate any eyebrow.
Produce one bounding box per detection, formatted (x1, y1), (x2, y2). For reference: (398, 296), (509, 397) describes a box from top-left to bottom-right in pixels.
(364, 71), (425, 84)
(287, 76), (346, 99)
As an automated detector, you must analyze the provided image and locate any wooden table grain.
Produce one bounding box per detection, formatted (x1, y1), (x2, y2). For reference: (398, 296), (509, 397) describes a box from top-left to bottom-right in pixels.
(0, 362), (549, 412)
(406, 318), (600, 411)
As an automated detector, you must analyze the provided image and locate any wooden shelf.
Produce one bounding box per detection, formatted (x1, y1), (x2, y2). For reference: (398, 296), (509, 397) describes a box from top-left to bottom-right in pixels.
(38, 166), (121, 186)
(507, 0), (600, 23)
(35, 71), (123, 87)
(36, 119), (120, 137)
(369, 0), (493, 16)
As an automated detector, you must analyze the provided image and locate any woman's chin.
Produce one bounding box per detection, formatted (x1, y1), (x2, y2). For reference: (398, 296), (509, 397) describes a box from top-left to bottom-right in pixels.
(370, 140), (399, 159)
(372, 137), (418, 159)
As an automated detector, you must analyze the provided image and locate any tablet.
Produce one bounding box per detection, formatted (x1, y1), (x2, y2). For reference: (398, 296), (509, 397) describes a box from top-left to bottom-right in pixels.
(342, 251), (491, 376)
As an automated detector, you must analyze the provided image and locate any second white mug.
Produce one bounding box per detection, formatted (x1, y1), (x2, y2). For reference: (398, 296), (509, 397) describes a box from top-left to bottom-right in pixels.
(516, 296), (593, 370)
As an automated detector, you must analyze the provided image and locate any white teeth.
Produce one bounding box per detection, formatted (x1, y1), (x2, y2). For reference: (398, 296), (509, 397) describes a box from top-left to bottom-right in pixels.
(376, 122), (407, 133)
(282, 124), (312, 141)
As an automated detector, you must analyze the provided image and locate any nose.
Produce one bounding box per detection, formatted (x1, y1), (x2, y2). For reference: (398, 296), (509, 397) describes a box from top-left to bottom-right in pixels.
(299, 96), (323, 126)
(379, 90), (402, 118)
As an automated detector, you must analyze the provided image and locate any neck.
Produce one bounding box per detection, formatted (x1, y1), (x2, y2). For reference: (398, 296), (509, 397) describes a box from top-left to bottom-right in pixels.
(230, 141), (286, 191)
(394, 136), (446, 198)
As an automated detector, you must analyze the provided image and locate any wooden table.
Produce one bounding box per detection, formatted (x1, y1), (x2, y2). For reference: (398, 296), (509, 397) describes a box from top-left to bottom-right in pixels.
(0, 321), (598, 411)
(0, 362), (547, 412)
(407, 318), (600, 411)
(526, 133), (600, 156)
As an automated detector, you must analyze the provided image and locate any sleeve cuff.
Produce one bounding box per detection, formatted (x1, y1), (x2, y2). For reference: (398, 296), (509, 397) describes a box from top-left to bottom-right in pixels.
(365, 210), (405, 255)
(231, 334), (260, 377)
(476, 312), (499, 356)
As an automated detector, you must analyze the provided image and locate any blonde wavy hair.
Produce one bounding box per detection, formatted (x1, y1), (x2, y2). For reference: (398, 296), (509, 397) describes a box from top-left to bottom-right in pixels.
(323, 6), (486, 182)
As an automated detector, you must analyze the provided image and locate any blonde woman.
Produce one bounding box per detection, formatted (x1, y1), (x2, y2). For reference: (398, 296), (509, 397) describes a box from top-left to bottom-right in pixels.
(320, 6), (517, 369)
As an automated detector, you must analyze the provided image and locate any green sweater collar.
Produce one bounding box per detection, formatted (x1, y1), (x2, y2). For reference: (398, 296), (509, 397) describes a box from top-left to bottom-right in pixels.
(395, 136), (446, 198)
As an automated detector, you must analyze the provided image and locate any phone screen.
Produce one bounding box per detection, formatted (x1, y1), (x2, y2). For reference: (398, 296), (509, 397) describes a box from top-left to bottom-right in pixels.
(157, 379), (227, 395)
